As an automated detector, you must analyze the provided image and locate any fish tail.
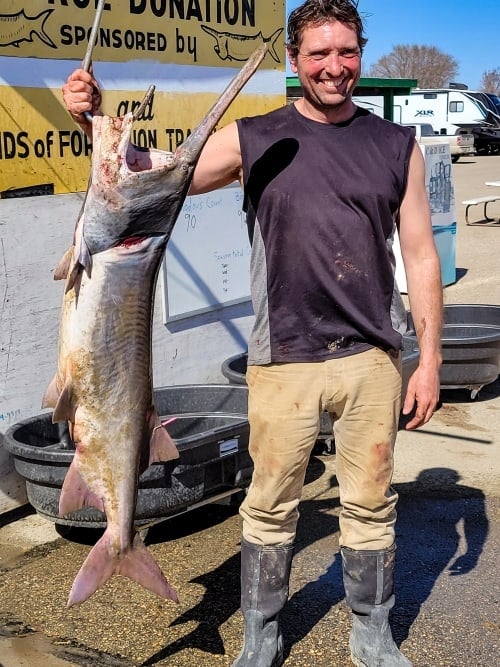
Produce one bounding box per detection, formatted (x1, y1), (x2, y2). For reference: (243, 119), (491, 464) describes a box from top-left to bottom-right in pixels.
(67, 532), (178, 607)
(265, 28), (284, 63)
(33, 10), (57, 49)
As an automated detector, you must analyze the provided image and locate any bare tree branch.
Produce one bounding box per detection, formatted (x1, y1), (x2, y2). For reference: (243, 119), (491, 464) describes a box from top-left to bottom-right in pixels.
(480, 68), (500, 93)
(367, 44), (458, 88)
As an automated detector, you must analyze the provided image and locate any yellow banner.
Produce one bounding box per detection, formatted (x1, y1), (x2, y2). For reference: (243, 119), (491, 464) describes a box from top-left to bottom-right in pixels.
(0, 1), (285, 68)
(0, 86), (283, 194)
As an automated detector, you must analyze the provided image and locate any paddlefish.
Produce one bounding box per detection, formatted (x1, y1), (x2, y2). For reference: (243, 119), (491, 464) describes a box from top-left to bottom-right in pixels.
(42, 44), (267, 607)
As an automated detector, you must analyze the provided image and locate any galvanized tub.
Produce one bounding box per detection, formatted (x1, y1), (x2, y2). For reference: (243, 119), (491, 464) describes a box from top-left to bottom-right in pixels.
(406, 304), (500, 398)
(3, 384), (251, 528)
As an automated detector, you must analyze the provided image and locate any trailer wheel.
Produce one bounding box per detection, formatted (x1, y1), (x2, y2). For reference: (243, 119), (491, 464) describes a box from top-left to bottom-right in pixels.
(451, 155), (460, 163)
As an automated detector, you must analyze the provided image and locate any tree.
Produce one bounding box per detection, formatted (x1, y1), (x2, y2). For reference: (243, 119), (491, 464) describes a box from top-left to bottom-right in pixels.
(366, 44), (458, 88)
(480, 68), (500, 93)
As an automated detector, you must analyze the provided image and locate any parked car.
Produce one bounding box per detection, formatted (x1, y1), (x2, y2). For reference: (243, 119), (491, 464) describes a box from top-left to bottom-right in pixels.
(402, 122), (475, 162)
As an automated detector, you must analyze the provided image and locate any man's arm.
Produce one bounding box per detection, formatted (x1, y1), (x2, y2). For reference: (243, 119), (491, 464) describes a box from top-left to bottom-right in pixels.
(62, 68), (102, 138)
(398, 141), (443, 430)
(189, 121), (243, 195)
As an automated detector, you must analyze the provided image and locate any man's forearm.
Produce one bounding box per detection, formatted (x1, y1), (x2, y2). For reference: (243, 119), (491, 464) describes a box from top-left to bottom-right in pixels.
(406, 258), (443, 367)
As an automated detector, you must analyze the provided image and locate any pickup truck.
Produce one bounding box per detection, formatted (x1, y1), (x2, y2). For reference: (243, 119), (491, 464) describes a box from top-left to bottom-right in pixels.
(402, 123), (475, 162)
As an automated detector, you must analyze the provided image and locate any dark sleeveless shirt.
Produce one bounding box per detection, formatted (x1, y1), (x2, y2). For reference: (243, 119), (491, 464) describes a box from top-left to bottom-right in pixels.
(236, 104), (414, 365)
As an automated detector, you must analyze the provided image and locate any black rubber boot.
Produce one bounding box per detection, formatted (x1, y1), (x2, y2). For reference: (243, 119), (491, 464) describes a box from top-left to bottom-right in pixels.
(232, 538), (294, 667)
(341, 544), (412, 667)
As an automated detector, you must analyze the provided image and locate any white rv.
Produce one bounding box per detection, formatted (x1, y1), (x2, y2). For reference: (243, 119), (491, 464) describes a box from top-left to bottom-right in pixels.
(393, 89), (500, 154)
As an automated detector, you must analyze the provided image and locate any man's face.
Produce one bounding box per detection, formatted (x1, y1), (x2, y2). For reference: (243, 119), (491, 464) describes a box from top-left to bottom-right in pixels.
(288, 21), (361, 118)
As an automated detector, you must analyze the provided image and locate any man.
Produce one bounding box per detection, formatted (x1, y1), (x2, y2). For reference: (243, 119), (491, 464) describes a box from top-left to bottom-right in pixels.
(63, 1), (442, 665)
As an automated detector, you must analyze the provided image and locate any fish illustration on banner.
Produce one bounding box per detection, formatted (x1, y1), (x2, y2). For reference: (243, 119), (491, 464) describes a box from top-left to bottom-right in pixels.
(0, 9), (56, 48)
(201, 25), (283, 63)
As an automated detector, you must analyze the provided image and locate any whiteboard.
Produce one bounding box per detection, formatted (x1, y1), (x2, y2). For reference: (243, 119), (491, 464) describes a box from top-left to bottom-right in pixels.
(161, 184), (252, 322)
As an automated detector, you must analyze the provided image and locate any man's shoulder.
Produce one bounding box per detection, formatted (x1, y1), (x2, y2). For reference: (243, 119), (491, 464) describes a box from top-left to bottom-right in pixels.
(355, 108), (414, 138)
(237, 105), (290, 130)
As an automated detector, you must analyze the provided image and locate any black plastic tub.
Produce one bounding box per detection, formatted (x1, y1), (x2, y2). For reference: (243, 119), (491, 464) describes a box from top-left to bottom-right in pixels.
(3, 384), (251, 528)
(406, 304), (500, 398)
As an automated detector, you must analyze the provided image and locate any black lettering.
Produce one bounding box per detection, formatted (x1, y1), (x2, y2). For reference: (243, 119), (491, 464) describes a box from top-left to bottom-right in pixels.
(187, 35), (197, 61)
(117, 100), (130, 116)
(132, 128), (158, 148)
(48, 1), (111, 8)
(186, 0), (203, 21)
(74, 25), (87, 46)
(163, 127), (191, 149)
(34, 139), (46, 158)
(241, 0), (255, 26)
(100, 27), (111, 48)
(176, 27), (185, 53)
(130, 0), (146, 14)
(112, 28), (122, 48)
(158, 32), (167, 51)
(225, 0), (238, 25)
(59, 131), (71, 157)
(165, 128), (175, 151)
(175, 129), (185, 148)
(124, 30), (135, 49)
(71, 131), (84, 156)
(45, 131), (55, 158)
(60, 25), (72, 45)
(134, 96), (155, 121)
(17, 132), (30, 159)
(136, 31), (146, 50)
(151, 0), (166, 17)
(170, 0), (185, 19)
(1, 132), (15, 159)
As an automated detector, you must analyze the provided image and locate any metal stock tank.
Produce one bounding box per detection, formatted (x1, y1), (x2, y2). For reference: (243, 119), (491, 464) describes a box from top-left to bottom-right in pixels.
(406, 304), (500, 399)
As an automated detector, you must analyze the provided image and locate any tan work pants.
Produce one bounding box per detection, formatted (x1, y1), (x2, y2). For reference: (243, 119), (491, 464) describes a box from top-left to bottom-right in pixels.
(240, 348), (402, 550)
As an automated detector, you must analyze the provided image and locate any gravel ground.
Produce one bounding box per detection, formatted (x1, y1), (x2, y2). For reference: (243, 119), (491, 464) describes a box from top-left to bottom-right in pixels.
(0, 154), (499, 666)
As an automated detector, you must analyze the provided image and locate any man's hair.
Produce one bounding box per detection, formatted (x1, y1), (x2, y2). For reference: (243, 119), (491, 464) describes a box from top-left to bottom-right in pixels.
(287, 0), (367, 57)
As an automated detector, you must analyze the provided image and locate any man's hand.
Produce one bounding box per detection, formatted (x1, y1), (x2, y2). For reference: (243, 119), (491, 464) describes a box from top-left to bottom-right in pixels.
(401, 364), (441, 429)
(62, 68), (102, 134)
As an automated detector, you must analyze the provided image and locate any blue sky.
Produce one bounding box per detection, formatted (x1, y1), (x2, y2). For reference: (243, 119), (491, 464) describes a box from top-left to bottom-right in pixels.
(285, 0), (500, 90)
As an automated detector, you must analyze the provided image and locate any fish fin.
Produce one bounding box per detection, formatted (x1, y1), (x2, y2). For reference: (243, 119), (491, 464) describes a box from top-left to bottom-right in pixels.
(67, 532), (178, 607)
(59, 459), (105, 516)
(51, 381), (75, 423)
(76, 233), (93, 276)
(265, 28), (284, 63)
(54, 246), (74, 281)
(41, 375), (60, 409)
(65, 260), (85, 294)
(64, 233), (91, 293)
(149, 411), (179, 464)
